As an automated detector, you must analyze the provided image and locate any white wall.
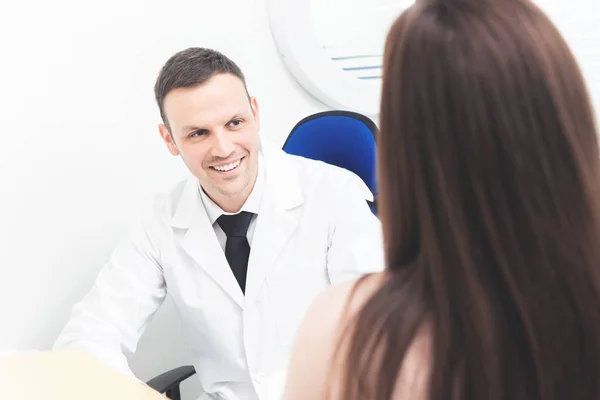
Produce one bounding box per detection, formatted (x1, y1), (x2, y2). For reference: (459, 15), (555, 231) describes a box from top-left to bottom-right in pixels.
(0, 0), (598, 398)
(539, 0), (600, 118)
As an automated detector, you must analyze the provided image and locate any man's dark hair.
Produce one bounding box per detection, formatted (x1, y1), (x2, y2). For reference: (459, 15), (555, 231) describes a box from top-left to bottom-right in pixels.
(154, 47), (248, 130)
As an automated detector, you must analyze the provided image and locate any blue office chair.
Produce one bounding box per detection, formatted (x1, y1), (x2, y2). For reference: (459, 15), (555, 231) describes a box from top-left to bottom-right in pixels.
(283, 110), (378, 214)
(145, 110), (378, 399)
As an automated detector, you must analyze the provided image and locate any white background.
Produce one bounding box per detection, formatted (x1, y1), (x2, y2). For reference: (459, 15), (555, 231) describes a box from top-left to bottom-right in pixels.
(0, 0), (598, 398)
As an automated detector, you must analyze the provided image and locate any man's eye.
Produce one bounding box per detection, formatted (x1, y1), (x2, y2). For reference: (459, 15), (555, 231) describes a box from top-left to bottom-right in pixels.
(228, 119), (242, 127)
(191, 130), (207, 137)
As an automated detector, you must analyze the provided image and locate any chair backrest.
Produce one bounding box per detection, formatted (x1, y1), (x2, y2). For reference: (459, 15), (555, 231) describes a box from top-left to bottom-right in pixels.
(282, 110), (378, 214)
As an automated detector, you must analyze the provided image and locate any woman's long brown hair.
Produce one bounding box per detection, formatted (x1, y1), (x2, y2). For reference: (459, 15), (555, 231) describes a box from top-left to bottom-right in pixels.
(337, 0), (600, 399)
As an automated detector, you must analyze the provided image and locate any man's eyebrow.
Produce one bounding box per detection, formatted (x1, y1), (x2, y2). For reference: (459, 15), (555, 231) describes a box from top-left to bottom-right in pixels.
(180, 111), (250, 132)
(181, 125), (207, 132)
(229, 111), (249, 120)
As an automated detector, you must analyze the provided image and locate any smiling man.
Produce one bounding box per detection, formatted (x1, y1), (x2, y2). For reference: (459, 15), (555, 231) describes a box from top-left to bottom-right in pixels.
(54, 48), (384, 400)
(158, 71), (260, 215)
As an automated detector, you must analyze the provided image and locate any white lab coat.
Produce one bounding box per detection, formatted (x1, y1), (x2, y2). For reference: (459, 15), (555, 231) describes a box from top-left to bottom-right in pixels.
(53, 137), (385, 399)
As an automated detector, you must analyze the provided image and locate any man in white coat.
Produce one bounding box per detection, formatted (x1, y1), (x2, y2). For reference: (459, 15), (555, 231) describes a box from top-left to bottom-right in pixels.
(53, 47), (384, 399)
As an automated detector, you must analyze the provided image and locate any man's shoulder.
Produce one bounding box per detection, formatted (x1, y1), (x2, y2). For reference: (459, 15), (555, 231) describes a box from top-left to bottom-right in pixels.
(136, 177), (193, 226)
(262, 136), (370, 196)
(285, 153), (373, 200)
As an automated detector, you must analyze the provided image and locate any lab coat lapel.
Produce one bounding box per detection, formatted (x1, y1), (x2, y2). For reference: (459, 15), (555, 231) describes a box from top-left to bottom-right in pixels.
(244, 139), (303, 304)
(170, 179), (244, 307)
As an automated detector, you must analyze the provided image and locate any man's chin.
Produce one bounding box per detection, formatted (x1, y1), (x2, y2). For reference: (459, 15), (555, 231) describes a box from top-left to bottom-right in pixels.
(202, 170), (253, 199)
(215, 182), (249, 198)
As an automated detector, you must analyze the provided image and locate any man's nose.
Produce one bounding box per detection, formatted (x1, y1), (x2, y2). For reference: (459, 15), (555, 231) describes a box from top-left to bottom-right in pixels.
(211, 130), (235, 158)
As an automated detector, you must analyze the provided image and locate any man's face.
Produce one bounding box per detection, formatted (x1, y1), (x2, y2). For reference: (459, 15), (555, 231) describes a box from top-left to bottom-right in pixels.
(159, 73), (260, 209)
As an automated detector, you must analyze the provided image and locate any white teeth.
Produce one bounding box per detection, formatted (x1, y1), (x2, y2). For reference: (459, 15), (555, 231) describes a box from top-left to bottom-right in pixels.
(213, 159), (241, 172)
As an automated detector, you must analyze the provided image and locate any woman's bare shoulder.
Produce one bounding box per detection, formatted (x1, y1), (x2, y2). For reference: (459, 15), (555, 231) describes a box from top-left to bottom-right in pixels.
(284, 271), (431, 400)
(283, 272), (388, 399)
(307, 272), (387, 330)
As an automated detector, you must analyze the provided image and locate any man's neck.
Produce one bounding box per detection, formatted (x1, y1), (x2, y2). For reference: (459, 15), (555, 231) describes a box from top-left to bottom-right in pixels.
(213, 194), (247, 214)
(206, 176), (258, 214)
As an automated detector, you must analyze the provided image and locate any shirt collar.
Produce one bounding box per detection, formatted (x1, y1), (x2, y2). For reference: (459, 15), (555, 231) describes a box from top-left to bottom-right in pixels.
(198, 152), (264, 225)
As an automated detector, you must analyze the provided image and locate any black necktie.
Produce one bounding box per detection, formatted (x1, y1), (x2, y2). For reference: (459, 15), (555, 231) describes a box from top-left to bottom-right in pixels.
(217, 211), (254, 294)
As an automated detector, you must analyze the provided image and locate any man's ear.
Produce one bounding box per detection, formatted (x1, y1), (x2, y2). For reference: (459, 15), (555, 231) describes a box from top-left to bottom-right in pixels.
(159, 124), (180, 156)
(250, 96), (260, 127)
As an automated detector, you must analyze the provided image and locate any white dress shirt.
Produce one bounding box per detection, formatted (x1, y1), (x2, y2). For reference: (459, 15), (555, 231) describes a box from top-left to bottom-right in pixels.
(198, 154), (264, 252)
